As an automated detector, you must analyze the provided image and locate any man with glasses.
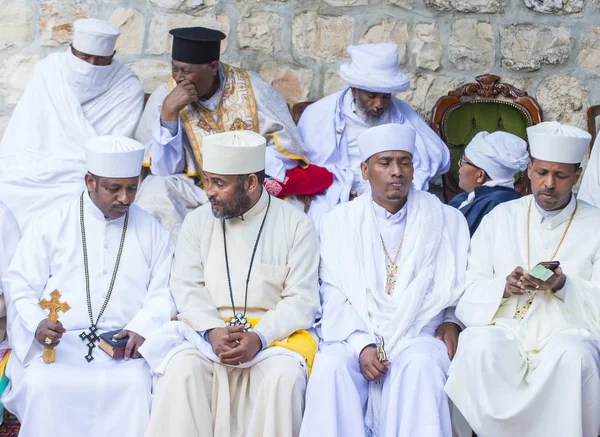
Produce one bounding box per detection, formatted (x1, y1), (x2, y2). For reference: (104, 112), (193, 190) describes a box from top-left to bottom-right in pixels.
(449, 131), (529, 235)
(0, 18), (145, 231)
(135, 27), (331, 239)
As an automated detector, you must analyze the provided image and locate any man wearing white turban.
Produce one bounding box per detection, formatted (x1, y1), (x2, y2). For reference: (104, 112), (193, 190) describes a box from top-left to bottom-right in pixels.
(0, 18), (145, 232)
(140, 130), (319, 437)
(300, 123), (469, 437)
(446, 121), (600, 437)
(449, 131), (529, 235)
(297, 43), (450, 224)
(1, 136), (175, 437)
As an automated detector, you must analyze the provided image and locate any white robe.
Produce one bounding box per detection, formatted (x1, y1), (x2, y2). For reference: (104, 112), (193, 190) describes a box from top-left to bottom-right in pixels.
(297, 88), (451, 224)
(134, 65), (307, 239)
(0, 50), (145, 231)
(0, 201), (20, 347)
(578, 136), (600, 207)
(141, 190), (319, 437)
(446, 195), (600, 437)
(1, 193), (175, 437)
(300, 191), (469, 437)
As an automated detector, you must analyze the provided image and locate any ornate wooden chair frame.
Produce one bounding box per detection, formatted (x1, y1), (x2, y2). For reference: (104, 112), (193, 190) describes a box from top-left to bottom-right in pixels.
(431, 74), (543, 203)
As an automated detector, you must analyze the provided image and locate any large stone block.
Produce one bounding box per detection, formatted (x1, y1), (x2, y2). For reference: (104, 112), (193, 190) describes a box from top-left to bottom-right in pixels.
(411, 23), (442, 71)
(323, 69), (348, 96)
(110, 8), (145, 55)
(425, 0), (505, 13)
(149, 0), (217, 14)
(323, 0), (368, 5)
(0, 3), (32, 51)
(146, 12), (230, 55)
(126, 59), (172, 94)
(259, 63), (313, 105)
(237, 12), (284, 55)
(448, 19), (494, 71)
(536, 75), (588, 129)
(522, 0), (583, 14)
(397, 74), (466, 121)
(578, 28), (600, 76)
(39, 1), (87, 47)
(361, 20), (408, 64)
(0, 54), (39, 105)
(500, 25), (571, 71)
(292, 12), (353, 61)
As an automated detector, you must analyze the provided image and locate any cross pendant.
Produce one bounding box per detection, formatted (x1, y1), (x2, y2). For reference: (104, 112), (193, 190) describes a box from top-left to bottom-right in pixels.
(386, 262), (397, 294)
(79, 324), (99, 363)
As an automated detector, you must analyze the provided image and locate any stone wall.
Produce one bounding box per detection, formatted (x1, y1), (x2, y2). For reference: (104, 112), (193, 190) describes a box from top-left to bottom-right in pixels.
(0, 0), (599, 136)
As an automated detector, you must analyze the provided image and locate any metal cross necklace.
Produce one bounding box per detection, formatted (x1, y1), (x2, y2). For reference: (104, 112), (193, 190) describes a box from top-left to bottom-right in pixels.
(222, 194), (271, 331)
(78, 192), (129, 362)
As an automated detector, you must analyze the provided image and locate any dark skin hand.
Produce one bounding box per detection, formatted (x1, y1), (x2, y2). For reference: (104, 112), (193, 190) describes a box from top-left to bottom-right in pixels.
(113, 329), (145, 360)
(160, 79), (198, 122)
(35, 319), (66, 348)
(503, 266), (566, 298)
(435, 321), (460, 360)
(359, 345), (390, 381)
(207, 325), (262, 365)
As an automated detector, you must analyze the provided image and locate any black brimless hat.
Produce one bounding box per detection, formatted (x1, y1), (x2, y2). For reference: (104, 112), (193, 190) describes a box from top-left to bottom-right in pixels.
(170, 27), (226, 65)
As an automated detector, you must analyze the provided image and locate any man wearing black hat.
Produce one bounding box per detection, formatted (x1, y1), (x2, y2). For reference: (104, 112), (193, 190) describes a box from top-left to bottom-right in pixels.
(134, 27), (329, 238)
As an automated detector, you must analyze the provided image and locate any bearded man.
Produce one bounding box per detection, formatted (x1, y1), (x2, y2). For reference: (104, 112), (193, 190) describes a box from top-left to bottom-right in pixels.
(297, 43), (450, 223)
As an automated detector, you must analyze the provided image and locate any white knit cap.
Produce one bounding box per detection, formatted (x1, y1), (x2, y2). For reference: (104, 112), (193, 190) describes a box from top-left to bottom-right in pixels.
(203, 131), (266, 175)
(85, 136), (145, 178)
(73, 18), (120, 57)
(340, 44), (410, 94)
(527, 121), (591, 164)
(465, 131), (529, 182)
(358, 124), (416, 162)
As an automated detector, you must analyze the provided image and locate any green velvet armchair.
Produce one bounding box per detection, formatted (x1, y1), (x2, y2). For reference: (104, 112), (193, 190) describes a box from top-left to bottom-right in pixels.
(430, 75), (543, 203)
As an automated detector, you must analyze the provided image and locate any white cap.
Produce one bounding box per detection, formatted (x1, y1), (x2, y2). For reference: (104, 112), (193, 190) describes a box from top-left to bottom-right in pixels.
(465, 131), (529, 183)
(85, 135), (145, 178)
(73, 18), (120, 57)
(527, 121), (591, 164)
(203, 131), (266, 175)
(340, 44), (410, 94)
(358, 124), (416, 162)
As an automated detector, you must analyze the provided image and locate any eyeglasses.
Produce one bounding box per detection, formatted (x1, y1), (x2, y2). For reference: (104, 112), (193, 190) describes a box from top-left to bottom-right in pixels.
(458, 155), (481, 169)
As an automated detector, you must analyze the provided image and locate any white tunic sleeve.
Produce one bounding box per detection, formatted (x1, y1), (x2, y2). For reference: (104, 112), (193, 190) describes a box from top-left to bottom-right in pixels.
(456, 214), (506, 327)
(2, 221), (51, 365)
(125, 227), (176, 339)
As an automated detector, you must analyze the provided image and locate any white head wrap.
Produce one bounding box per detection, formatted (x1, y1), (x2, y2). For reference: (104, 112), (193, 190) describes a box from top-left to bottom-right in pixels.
(203, 131), (266, 175)
(358, 123), (416, 161)
(465, 131), (529, 188)
(527, 121), (590, 164)
(73, 18), (120, 56)
(85, 135), (145, 178)
(340, 44), (410, 94)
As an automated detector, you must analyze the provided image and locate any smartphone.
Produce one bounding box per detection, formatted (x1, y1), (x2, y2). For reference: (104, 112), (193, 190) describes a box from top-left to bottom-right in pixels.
(538, 261), (560, 271)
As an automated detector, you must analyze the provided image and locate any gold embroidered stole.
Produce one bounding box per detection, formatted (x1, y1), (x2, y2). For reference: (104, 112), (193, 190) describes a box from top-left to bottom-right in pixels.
(167, 64), (260, 184)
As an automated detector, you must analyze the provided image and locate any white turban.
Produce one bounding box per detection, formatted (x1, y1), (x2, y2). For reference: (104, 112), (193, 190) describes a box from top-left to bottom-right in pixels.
(73, 18), (120, 57)
(358, 124), (416, 162)
(465, 131), (529, 187)
(340, 44), (410, 94)
(527, 121), (590, 164)
(203, 131), (266, 175)
(85, 135), (145, 178)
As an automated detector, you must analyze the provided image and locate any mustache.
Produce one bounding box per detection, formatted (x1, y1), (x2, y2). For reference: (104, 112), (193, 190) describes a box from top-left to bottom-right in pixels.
(538, 189), (556, 196)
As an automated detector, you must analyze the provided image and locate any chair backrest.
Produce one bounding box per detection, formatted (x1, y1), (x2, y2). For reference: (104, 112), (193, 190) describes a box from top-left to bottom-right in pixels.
(291, 101), (315, 125)
(430, 74), (543, 203)
(587, 105), (600, 147)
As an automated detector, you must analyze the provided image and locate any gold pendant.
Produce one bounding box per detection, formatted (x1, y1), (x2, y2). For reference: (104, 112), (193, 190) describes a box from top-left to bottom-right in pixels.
(386, 262), (397, 294)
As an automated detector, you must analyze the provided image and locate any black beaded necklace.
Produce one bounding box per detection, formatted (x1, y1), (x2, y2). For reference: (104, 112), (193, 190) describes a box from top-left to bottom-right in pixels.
(222, 194), (271, 331)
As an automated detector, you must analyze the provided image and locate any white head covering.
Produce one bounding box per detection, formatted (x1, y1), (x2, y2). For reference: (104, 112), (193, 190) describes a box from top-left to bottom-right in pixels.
(465, 131), (529, 187)
(527, 121), (590, 164)
(203, 131), (266, 175)
(85, 135), (145, 178)
(340, 44), (410, 94)
(358, 123), (416, 161)
(73, 18), (120, 56)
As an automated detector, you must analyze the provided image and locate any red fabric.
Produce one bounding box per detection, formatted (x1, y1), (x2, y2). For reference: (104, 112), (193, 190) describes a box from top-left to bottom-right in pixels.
(264, 165), (333, 198)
